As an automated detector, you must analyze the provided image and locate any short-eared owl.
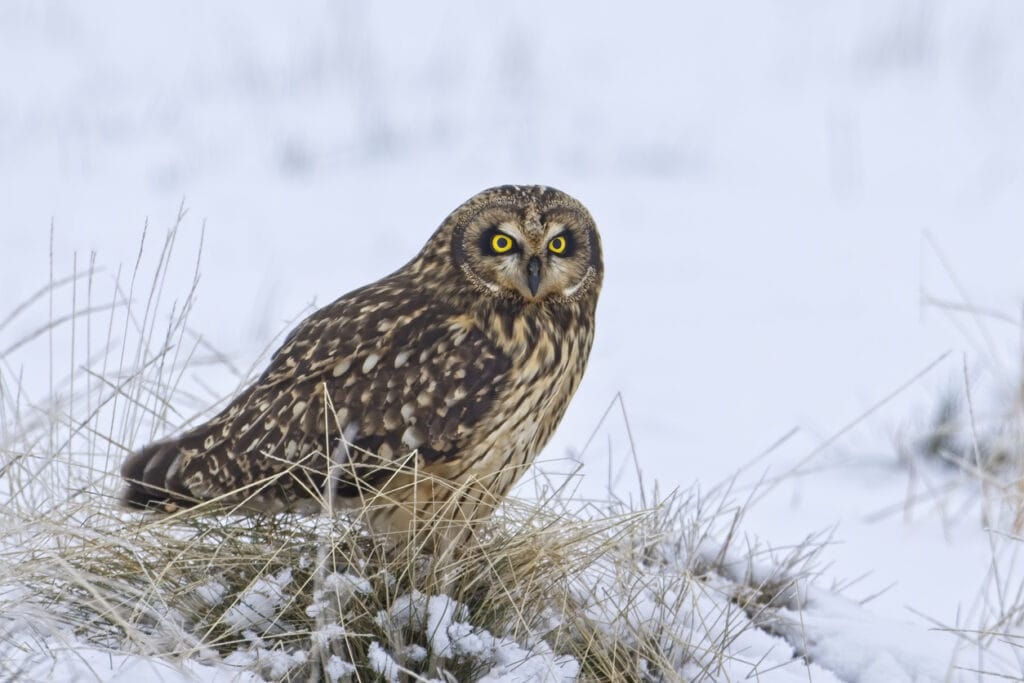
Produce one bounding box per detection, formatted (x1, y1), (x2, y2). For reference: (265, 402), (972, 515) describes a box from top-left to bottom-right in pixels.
(122, 185), (603, 545)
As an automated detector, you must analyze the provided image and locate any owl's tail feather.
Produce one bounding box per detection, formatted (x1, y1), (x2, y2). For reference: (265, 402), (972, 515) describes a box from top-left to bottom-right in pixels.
(121, 439), (198, 511)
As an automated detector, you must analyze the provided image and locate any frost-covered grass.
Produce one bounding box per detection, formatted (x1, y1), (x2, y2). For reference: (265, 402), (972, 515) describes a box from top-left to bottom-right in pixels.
(0, 466), (831, 681)
(4, 223), (1024, 683)
(0, 227), (848, 682)
(1, 230), (1022, 681)
(892, 298), (1024, 679)
(909, 361), (1024, 530)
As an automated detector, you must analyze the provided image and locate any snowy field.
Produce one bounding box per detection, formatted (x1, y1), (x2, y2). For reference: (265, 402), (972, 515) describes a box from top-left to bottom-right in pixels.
(3, 1), (1024, 680)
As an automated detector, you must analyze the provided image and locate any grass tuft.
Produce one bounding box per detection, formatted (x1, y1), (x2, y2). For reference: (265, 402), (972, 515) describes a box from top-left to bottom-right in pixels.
(0, 218), (828, 681)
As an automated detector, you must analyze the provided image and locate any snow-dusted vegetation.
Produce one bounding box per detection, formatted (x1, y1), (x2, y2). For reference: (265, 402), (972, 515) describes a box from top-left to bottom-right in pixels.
(0, 247), (970, 680)
(3, 1), (1024, 680)
(0, 238), (843, 679)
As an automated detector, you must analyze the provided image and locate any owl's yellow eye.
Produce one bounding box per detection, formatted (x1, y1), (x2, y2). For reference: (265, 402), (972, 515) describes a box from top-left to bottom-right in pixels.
(491, 233), (514, 254)
(548, 235), (567, 255)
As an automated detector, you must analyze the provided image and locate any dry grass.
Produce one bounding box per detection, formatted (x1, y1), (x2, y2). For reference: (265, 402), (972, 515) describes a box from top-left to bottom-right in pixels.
(0, 217), (829, 682)
(912, 234), (1024, 531)
(904, 257), (1024, 678)
(909, 376), (1024, 678)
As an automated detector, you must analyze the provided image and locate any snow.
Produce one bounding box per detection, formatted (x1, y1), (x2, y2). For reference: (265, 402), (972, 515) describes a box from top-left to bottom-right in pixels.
(375, 591), (580, 680)
(16, 644), (260, 683)
(309, 623), (346, 648)
(223, 645), (307, 681)
(3, 0), (1024, 680)
(377, 592), (466, 659)
(321, 571), (372, 599)
(784, 589), (952, 683)
(306, 571), (372, 618)
(194, 580), (228, 608)
(222, 569), (293, 634)
(324, 654), (357, 682)
(366, 641), (401, 683)
(2, 612), (260, 682)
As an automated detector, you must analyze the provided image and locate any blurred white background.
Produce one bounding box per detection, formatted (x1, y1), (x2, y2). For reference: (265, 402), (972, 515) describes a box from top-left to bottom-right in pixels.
(2, 0), (1024, 633)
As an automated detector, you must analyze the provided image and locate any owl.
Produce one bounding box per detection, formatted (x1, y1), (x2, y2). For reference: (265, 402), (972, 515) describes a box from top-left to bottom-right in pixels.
(122, 185), (603, 548)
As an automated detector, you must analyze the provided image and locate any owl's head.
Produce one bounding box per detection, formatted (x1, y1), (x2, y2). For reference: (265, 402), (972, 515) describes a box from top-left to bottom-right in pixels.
(441, 185), (603, 306)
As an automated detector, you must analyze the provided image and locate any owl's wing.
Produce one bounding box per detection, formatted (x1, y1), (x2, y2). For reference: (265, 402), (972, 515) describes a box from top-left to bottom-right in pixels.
(170, 288), (513, 504)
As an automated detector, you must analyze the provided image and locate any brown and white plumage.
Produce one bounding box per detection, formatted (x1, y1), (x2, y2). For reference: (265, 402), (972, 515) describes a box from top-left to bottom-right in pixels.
(122, 185), (603, 544)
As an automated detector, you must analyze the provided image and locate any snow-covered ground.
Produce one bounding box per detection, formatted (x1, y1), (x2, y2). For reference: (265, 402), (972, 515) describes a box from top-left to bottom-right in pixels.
(3, 1), (1024, 680)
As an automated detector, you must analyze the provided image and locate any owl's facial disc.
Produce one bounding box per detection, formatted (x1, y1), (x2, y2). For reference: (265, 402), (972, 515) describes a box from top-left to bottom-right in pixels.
(445, 186), (603, 306)
(458, 211), (595, 303)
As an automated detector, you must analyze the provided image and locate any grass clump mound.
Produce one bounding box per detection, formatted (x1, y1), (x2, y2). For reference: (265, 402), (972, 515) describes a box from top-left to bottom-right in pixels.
(0, 221), (823, 681)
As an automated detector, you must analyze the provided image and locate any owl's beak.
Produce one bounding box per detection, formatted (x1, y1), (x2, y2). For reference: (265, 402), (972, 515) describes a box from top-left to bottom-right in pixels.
(526, 256), (541, 296)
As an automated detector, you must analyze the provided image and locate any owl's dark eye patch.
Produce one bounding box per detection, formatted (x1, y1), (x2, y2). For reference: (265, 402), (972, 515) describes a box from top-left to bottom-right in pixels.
(480, 227), (521, 255)
(547, 231), (576, 257)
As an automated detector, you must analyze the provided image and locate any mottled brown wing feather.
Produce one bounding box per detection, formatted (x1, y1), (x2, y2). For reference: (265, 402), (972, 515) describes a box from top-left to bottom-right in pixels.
(124, 279), (513, 510)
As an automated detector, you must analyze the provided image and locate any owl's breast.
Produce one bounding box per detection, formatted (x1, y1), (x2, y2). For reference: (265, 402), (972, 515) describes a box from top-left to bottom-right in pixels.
(446, 305), (595, 490)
